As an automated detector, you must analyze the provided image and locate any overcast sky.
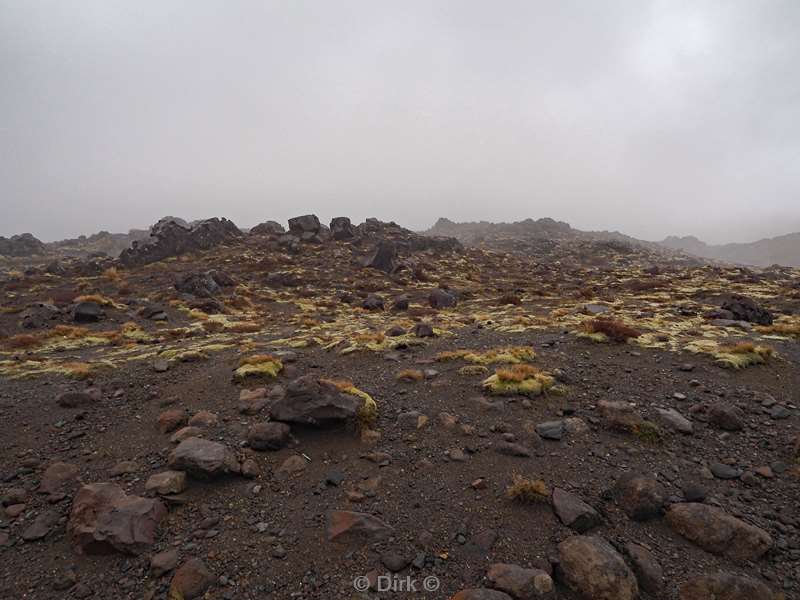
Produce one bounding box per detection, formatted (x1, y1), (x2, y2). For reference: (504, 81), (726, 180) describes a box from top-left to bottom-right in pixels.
(1, 1), (799, 243)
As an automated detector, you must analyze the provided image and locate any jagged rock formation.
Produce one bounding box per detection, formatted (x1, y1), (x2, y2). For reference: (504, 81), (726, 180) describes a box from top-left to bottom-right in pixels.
(0, 233), (47, 257)
(119, 217), (243, 267)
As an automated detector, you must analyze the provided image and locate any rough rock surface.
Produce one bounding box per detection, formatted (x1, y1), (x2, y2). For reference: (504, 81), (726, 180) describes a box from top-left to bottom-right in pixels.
(557, 535), (638, 600)
(67, 483), (166, 555)
(167, 437), (240, 480)
(666, 503), (773, 562)
(120, 217), (242, 266)
(269, 376), (361, 425)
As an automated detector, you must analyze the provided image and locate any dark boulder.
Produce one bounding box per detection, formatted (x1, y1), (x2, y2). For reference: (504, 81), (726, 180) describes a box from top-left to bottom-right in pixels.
(270, 375), (362, 426)
(175, 272), (220, 298)
(120, 217), (242, 267)
(330, 217), (356, 240)
(719, 294), (773, 325)
(288, 214), (321, 234)
(363, 240), (397, 273)
(73, 301), (105, 323)
(250, 220), (285, 235)
(429, 288), (458, 309)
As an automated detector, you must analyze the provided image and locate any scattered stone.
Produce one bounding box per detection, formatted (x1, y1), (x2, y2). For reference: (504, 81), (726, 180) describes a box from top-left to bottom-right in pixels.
(429, 288), (457, 309)
(451, 590), (513, 600)
(654, 407), (693, 434)
(552, 488), (601, 533)
(597, 400), (643, 431)
(170, 426), (203, 443)
(666, 503), (772, 562)
(708, 402), (744, 431)
(381, 552), (410, 572)
(710, 462), (742, 480)
(681, 483), (706, 502)
(494, 442), (532, 458)
(247, 422), (291, 450)
(68, 483), (166, 554)
(327, 510), (394, 544)
(278, 455), (307, 475)
(241, 458), (260, 479)
(56, 389), (98, 408)
(536, 420), (564, 441)
(187, 410), (218, 428)
(158, 409), (186, 434)
(145, 471), (187, 495)
(613, 474), (664, 521)
(624, 542), (663, 595)
(487, 563), (554, 598)
(170, 558), (214, 599)
(168, 438), (240, 480)
(109, 460), (138, 476)
(39, 461), (78, 495)
(22, 510), (60, 541)
(679, 573), (776, 600)
(557, 535), (638, 600)
(151, 549), (179, 577)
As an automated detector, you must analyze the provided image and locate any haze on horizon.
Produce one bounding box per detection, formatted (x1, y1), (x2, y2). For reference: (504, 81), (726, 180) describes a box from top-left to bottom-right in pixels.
(1, 1), (799, 245)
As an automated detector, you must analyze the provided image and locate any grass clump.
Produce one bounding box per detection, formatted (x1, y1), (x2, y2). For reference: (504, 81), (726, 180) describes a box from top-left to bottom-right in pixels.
(578, 318), (641, 343)
(234, 354), (283, 380)
(75, 294), (116, 306)
(506, 474), (551, 503)
(632, 420), (663, 444)
(458, 365), (489, 376)
(436, 346), (536, 365)
(397, 369), (424, 382)
(4, 334), (41, 350)
(757, 322), (800, 338)
(714, 342), (774, 369)
(482, 364), (555, 397)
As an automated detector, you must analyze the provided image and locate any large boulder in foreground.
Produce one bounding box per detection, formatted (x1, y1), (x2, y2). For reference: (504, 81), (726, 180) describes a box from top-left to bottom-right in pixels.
(679, 573), (776, 600)
(68, 483), (166, 555)
(168, 437), (240, 480)
(269, 375), (362, 426)
(666, 503), (772, 563)
(557, 535), (638, 600)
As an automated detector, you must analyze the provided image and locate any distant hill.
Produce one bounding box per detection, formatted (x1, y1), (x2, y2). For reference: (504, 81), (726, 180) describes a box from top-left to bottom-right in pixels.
(424, 217), (800, 268)
(660, 233), (800, 267)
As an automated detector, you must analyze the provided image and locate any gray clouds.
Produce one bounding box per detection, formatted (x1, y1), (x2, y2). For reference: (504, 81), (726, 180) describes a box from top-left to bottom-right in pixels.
(1, 1), (799, 242)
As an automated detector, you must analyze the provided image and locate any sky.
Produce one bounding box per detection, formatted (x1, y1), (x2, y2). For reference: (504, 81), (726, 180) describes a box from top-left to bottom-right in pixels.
(1, 1), (799, 244)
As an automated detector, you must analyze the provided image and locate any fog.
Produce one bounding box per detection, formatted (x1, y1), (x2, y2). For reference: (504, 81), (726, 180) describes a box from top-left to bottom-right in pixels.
(1, 1), (799, 243)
